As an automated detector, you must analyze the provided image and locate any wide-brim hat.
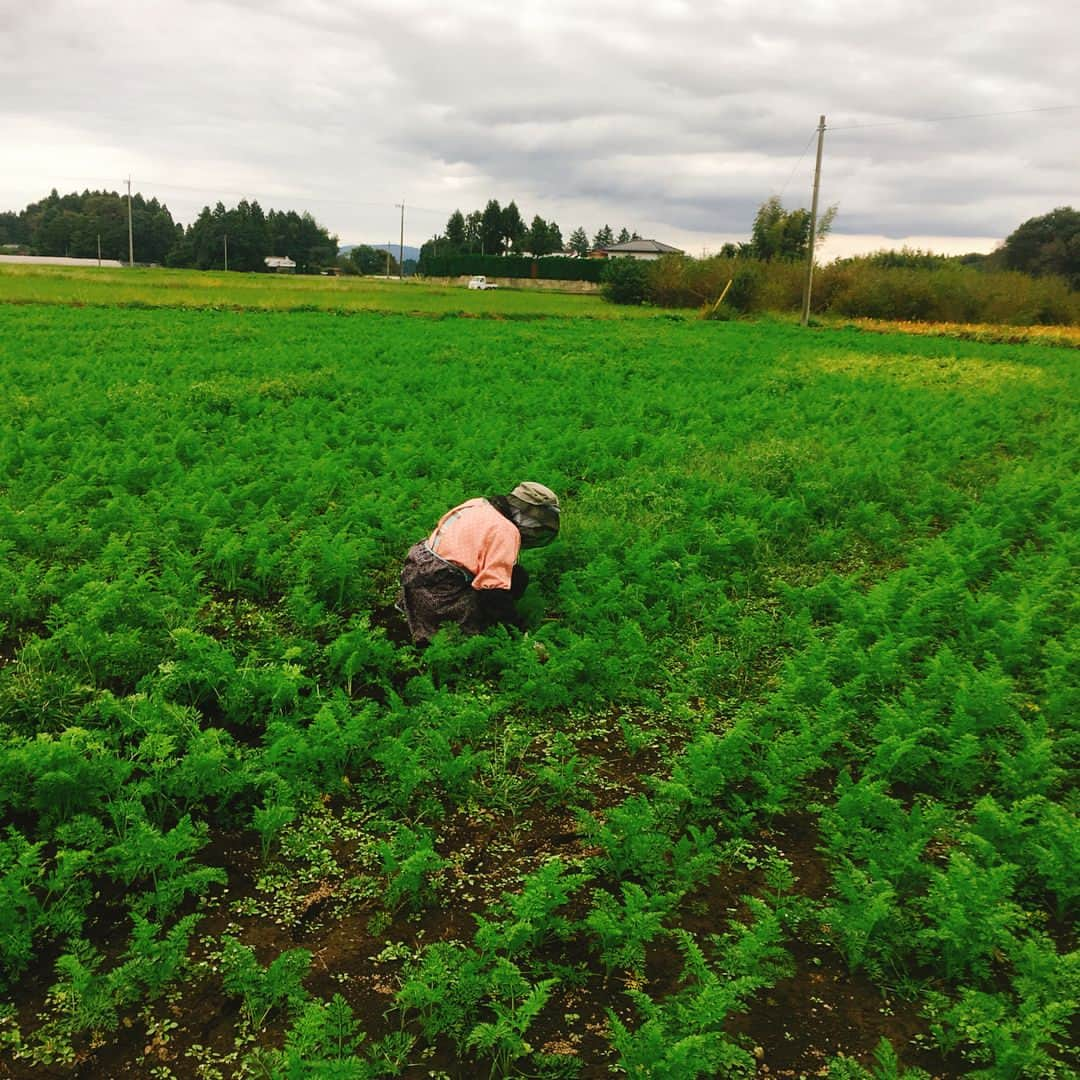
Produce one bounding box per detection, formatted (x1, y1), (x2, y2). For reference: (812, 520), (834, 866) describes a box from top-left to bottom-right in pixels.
(510, 481), (559, 510)
(507, 481), (560, 546)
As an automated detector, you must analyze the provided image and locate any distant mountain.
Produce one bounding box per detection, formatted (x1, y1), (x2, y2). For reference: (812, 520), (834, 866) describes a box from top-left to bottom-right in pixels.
(341, 242), (421, 262)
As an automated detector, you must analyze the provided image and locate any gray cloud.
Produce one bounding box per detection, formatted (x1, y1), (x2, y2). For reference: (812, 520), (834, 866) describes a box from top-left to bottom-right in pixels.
(2, 0), (1077, 250)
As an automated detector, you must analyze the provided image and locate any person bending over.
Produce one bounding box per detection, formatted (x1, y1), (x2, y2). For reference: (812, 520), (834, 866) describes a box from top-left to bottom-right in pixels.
(399, 481), (560, 644)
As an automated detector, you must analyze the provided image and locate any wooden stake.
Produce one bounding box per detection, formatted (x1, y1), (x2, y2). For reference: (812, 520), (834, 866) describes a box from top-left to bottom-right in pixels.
(712, 278), (734, 313)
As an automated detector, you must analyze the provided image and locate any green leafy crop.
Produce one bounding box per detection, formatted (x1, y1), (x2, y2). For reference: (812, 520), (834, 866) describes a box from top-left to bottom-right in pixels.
(0, 297), (1076, 1075)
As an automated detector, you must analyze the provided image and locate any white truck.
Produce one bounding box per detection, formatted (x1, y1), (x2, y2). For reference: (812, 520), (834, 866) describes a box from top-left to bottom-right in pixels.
(467, 275), (499, 290)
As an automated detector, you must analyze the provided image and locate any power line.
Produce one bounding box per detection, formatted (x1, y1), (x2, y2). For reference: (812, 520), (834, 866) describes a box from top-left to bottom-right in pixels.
(140, 181), (453, 217)
(758, 103), (1075, 214)
(140, 179), (452, 214)
(776, 128), (819, 199)
(826, 103), (1078, 132)
(14, 172), (454, 216)
(807, 103), (1077, 247)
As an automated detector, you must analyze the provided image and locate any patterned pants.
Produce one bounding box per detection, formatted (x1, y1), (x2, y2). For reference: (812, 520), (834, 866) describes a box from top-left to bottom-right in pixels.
(398, 543), (528, 644)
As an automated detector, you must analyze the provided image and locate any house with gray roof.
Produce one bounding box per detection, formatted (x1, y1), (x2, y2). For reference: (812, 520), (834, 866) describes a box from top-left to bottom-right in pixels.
(599, 238), (684, 261)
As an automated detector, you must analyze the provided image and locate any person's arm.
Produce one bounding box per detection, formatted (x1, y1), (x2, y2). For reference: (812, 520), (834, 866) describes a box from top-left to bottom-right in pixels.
(475, 585), (524, 628)
(471, 521), (520, 591)
(472, 523), (524, 627)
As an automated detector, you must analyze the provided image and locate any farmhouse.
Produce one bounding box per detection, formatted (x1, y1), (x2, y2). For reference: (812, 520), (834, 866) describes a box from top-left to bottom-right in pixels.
(600, 238), (684, 261)
(264, 255), (297, 273)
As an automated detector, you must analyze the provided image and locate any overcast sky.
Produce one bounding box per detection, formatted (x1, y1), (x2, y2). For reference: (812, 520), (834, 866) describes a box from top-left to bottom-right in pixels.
(3, 0), (1077, 258)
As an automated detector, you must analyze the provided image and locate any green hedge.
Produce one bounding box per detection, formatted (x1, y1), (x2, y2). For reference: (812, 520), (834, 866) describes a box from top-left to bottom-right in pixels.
(420, 253), (606, 283)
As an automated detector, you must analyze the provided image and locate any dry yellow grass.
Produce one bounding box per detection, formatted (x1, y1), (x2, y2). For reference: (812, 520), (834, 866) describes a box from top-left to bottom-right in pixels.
(810, 351), (1052, 391)
(839, 317), (1080, 348)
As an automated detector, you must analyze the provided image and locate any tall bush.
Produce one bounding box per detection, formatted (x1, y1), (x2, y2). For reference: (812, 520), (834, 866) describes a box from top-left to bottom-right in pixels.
(817, 263), (1077, 325)
(601, 258), (650, 304)
(642, 254), (1079, 325)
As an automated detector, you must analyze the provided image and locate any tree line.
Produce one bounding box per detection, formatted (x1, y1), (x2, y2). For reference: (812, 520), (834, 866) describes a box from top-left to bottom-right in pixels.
(169, 200), (337, 273)
(738, 198), (1080, 289)
(0, 189), (338, 272)
(4, 187), (1075, 290)
(1, 190), (181, 265)
(418, 199), (641, 268)
(415, 194), (835, 273)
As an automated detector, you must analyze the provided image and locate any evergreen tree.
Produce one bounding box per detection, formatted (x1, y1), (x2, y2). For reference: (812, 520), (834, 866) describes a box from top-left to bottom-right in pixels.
(480, 199), (504, 255)
(593, 224), (614, 249)
(617, 227), (631, 244)
(286, 210), (338, 271)
(464, 211), (483, 253)
(527, 215), (552, 255)
(179, 201), (334, 272)
(12, 188), (180, 263)
(568, 227), (590, 257)
(187, 203), (227, 269)
(444, 210), (467, 249)
(224, 199), (268, 272)
(0, 210), (28, 246)
(501, 201), (526, 254)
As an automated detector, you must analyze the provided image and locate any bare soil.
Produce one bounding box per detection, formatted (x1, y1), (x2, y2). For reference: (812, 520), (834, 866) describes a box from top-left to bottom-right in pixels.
(2, 797), (969, 1080)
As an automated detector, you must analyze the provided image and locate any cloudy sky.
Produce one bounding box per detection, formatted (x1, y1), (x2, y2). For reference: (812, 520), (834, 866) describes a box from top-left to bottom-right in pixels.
(3, 0), (1077, 258)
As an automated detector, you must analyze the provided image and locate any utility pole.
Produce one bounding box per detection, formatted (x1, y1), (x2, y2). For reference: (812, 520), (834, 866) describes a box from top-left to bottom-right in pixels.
(395, 200), (405, 280)
(800, 115), (826, 327)
(224, 233), (229, 272)
(126, 176), (134, 267)
(97, 234), (102, 268)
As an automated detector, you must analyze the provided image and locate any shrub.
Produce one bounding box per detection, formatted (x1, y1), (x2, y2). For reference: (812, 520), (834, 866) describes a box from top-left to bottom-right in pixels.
(816, 261), (1078, 325)
(642, 251), (1080, 324)
(601, 258), (650, 304)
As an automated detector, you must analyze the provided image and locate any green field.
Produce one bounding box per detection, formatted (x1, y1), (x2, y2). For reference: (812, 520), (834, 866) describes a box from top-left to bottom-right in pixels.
(0, 264), (633, 319)
(0, 289), (1076, 1078)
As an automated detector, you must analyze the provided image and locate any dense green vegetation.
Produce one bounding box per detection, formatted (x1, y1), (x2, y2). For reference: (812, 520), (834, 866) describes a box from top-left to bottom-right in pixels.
(342, 245), (401, 278)
(0, 189), (183, 265)
(417, 200), (639, 267)
(1001, 207), (1080, 288)
(420, 253), (606, 283)
(167, 201), (337, 273)
(0, 190), (338, 273)
(738, 195), (837, 264)
(0, 297), (1076, 1077)
(646, 254), (1080, 325)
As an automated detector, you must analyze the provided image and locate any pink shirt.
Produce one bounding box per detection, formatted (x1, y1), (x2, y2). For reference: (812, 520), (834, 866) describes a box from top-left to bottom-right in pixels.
(426, 499), (520, 590)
